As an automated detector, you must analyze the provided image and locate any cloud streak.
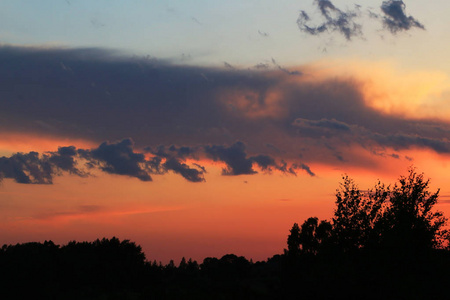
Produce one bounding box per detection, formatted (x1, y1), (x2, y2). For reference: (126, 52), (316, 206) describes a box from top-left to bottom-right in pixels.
(293, 117), (450, 155)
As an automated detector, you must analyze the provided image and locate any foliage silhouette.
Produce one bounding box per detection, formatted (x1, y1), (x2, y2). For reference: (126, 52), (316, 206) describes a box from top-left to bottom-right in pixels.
(286, 218), (332, 256)
(333, 175), (386, 252)
(377, 170), (448, 252)
(331, 168), (448, 254)
(286, 222), (301, 256)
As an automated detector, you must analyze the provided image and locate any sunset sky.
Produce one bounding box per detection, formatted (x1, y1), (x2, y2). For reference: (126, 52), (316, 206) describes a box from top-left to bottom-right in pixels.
(1, 0), (450, 263)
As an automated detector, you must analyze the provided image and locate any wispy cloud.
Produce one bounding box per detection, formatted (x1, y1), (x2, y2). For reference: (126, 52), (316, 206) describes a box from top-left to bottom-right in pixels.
(380, 0), (425, 33)
(30, 205), (184, 221)
(297, 0), (425, 40)
(297, 0), (363, 40)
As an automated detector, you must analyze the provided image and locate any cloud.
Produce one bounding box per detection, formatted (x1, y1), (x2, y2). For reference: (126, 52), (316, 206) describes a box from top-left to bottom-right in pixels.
(32, 205), (103, 220)
(0, 139), (302, 184)
(373, 133), (450, 154)
(204, 142), (256, 175)
(146, 145), (205, 181)
(258, 30), (269, 37)
(203, 142), (305, 176)
(0, 145), (87, 184)
(297, 0), (425, 40)
(297, 0), (363, 40)
(1, 45), (450, 176)
(271, 58), (302, 76)
(0, 139), (156, 184)
(0, 152), (52, 184)
(80, 139), (152, 181)
(380, 0), (424, 34)
(292, 118), (352, 138)
(49, 146), (86, 176)
(292, 117), (450, 155)
(162, 157), (205, 182)
(149, 145), (198, 160)
(251, 155), (277, 171)
(0, 139), (168, 184)
(295, 163), (316, 177)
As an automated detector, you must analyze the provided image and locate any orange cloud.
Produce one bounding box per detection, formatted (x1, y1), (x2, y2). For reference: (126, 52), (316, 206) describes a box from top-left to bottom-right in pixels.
(306, 59), (450, 120)
(218, 85), (287, 120)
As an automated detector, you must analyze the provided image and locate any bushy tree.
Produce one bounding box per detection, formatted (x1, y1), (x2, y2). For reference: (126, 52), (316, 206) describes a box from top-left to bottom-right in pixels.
(333, 176), (388, 252)
(376, 169), (448, 252)
(333, 168), (447, 253)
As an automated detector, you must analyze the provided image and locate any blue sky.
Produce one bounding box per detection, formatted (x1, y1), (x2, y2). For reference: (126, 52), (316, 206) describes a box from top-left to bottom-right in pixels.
(1, 0), (448, 70)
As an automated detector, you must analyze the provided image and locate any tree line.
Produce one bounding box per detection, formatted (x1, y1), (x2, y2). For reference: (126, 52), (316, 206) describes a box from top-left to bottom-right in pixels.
(1, 168), (450, 299)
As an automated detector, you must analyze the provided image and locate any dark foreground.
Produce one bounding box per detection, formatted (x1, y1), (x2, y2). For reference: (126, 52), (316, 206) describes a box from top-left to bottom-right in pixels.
(3, 170), (449, 299)
(1, 237), (450, 299)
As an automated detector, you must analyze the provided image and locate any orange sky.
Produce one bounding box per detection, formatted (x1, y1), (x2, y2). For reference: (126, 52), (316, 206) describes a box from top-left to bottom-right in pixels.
(2, 144), (450, 263)
(1, 42), (450, 263)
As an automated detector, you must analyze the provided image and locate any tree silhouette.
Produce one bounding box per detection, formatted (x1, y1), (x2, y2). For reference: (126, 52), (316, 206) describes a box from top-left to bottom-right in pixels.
(286, 218), (332, 256)
(332, 175), (387, 252)
(299, 217), (332, 255)
(286, 223), (301, 256)
(288, 168), (448, 255)
(374, 169), (448, 253)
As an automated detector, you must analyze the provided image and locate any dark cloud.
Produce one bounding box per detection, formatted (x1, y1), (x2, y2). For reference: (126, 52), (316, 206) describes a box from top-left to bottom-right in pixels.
(297, 0), (363, 40)
(0, 140), (173, 184)
(297, 0), (425, 40)
(204, 142), (301, 176)
(0, 46), (282, 148)
(292, 117), (450, 156)
(204, 142), (256, 175)
(373, 133), (450, 154)
(380, 0), (424, 33)
(146, 144), (205, 181)
(0, 139), (154, 184)
(0, 152), (53, 184)
(81, 139), (206, 182)
(277, 160), (299, 176)
(0, 146), (86, 184)
(48, 146), (84, 176)
(295, 163), (316, 177)
(83, 139), (152, 181)
(251, 155), (277, 171)
(1, 45), (449, 176)
(0, 139), (299, 184)
(163, 157), (205, 182)
(149, 145), (197, 159)
(293, 118), (351, 138)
